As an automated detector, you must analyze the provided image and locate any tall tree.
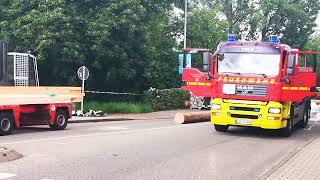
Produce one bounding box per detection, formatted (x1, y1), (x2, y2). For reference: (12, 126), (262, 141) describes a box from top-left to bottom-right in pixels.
(187, 5), (228, 48)
(247, 0), (320, 48)
(305, 35), (320, 85)
(0, 0), (85, 85)
(144, 11), (180, 89)
(0, 0), (183, 92)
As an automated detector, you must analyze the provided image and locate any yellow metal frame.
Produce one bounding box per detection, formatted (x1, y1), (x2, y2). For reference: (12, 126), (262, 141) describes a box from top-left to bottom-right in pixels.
(211, 98), (291, 129)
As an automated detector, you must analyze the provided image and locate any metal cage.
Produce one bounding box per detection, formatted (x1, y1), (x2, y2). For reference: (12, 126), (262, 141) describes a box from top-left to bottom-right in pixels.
(7, 52), (39, 86)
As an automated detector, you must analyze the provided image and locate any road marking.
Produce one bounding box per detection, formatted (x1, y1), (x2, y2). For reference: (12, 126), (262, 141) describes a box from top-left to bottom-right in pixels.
(305, 125), (316, 131)
(41, 179), (54, 180)
(1, 123), (208, 145)
(0, 173), (16, 179)
(88, 126), (129, 131)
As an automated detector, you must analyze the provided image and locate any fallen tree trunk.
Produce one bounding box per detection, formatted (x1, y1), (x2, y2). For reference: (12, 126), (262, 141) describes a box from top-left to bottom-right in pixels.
(175, 111), (211, 124)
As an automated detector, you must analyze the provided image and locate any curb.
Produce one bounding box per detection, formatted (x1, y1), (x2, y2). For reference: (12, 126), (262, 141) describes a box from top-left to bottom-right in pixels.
(69, 118), (140, 124)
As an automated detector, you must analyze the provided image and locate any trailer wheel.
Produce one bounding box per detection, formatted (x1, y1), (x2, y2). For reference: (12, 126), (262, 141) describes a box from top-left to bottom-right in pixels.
(0, 112), (14, 136)
(281, 119), (292, 137)
(50, 109), (68, 130)
(214, 124), (229, 132)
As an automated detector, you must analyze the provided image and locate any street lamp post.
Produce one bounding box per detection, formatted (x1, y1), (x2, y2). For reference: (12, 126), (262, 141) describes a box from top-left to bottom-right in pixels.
(184, 0), (188, 49)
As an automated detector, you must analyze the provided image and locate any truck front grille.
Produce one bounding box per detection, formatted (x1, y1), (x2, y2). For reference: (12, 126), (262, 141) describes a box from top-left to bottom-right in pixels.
(235, 85), (267, 97)
(230, 106), (260, 112)
(230, 114), (259, 119)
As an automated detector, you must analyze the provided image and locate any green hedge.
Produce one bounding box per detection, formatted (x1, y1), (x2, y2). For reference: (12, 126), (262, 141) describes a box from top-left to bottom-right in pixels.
(144, 88), (190, 111)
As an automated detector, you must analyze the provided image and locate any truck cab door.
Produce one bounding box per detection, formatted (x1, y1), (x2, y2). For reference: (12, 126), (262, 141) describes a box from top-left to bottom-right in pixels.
(180, 50), (214, 97)
(281, 51), (317, 102)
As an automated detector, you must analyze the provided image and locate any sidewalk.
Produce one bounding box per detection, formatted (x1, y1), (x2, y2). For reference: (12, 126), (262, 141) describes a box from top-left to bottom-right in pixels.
(69, 109), (201, 123)
(266, 102), (320, 180)
(266, 137), (320, 180)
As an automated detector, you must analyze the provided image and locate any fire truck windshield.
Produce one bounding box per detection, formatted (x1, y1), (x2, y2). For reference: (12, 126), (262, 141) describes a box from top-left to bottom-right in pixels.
(218, 53), (281, 77)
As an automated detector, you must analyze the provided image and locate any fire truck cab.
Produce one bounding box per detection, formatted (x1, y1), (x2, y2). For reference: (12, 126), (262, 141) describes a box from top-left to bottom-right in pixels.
(181, 35), (317, 137)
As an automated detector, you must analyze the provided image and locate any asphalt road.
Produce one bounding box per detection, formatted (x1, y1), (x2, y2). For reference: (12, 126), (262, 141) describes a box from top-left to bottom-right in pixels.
(1, 113), (320, 180)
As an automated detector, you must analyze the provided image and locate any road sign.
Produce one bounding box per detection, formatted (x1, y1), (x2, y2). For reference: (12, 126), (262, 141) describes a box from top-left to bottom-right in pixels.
(77, 66), (89, 80)
(77, 66), (89, 113)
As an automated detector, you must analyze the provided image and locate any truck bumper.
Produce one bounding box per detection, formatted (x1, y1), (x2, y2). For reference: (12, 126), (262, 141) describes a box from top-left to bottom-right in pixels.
(211, 98), (289, 129)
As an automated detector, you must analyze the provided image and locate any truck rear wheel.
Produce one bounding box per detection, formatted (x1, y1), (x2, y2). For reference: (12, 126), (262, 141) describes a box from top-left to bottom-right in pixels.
(214, 124), (229, 132)
(50, 109), (68, 130)
(0, 112), (14, 136)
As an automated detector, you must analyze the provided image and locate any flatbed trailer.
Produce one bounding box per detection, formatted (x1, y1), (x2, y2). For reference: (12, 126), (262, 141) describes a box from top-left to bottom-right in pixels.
(0, 41), (84, 136)
(0, 86), (83, 136)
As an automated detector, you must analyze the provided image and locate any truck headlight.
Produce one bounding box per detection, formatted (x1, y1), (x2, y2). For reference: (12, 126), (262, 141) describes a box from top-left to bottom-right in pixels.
(269, 108), (281, 114)
(211, 104), (221, 110)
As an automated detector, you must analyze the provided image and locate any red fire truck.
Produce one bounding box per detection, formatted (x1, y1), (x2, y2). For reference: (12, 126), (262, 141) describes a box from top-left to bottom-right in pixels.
(181, 35), (317, 136)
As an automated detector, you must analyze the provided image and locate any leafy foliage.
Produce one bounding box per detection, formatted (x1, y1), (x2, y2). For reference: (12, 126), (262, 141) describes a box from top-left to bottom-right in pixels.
(144, 88), (189, 111)
(248, 0), (320, 48)
(305, 35), (320, 85)
(0, 0), (182, 92)
(187, 4), (228, 48)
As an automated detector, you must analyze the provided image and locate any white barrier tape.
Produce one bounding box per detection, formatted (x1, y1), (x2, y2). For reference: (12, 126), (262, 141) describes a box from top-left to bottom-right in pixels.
(85, 91), (142, 96)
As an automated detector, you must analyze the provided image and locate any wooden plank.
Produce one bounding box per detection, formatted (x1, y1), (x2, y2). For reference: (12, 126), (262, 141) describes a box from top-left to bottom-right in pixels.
(0, 86), (84, 104)
(0, 86), (81, 94)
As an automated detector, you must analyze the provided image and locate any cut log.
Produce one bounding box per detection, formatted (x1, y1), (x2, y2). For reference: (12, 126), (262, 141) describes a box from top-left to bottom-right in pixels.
(175, 111), (211, 124)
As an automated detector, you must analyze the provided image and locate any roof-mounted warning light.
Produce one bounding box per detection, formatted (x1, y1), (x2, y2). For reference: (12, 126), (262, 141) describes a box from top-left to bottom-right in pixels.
(227, 34), (236, 42)
(269, 35), (279, 43)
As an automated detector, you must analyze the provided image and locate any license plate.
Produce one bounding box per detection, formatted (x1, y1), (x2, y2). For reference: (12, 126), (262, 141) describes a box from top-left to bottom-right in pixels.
(235, 119), (252, 125)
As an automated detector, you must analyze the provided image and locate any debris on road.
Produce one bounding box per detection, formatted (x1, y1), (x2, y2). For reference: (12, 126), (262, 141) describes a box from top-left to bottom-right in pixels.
(0, 147), (22, 163)
(72, 110), (107, 117)
(175, 111), (210, 124)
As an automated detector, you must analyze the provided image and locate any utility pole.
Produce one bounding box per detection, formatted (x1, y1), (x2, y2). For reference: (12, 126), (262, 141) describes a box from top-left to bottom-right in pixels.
(184, 0), (188, 49)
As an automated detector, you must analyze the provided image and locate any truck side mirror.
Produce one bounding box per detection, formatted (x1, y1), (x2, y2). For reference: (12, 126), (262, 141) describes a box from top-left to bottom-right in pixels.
(203, 52), (210, 72)
(218, 53), (224, 61)
(310, 86), (319, 92)
(286, 68), (293, 76)
(286, 55), (295, 76)
(178, 54), (183, 75)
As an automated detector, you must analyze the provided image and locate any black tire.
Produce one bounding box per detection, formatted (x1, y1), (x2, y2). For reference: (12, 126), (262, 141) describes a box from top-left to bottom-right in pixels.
(214, 124), (229, 132)
(0, 112), (14, 136)
(281, 119), (293, 137)
(299, 108), (309, 128)
(50, 109), (68, 130)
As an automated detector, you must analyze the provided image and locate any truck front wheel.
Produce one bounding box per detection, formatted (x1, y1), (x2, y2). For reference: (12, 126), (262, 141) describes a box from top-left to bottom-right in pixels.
(214, 124), (229, 132)
(299, 108), (309, 128)
(50, 109), (68, 130)
(281, 119), (292, 137)
(0, 112), (14, 136)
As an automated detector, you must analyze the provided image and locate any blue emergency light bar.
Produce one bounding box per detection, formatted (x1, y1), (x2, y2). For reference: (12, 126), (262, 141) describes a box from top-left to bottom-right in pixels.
(227, 34), (236, 41)
(269, 35), (279, 43)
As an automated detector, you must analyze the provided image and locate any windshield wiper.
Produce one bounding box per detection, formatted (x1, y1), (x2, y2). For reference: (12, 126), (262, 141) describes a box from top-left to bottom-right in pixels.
(221, 72), (241, 76)
(241, 73), (268, 78)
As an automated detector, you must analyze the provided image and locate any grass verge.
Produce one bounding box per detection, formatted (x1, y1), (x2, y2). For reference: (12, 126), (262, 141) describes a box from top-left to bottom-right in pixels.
(77, 102), (153, 114)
